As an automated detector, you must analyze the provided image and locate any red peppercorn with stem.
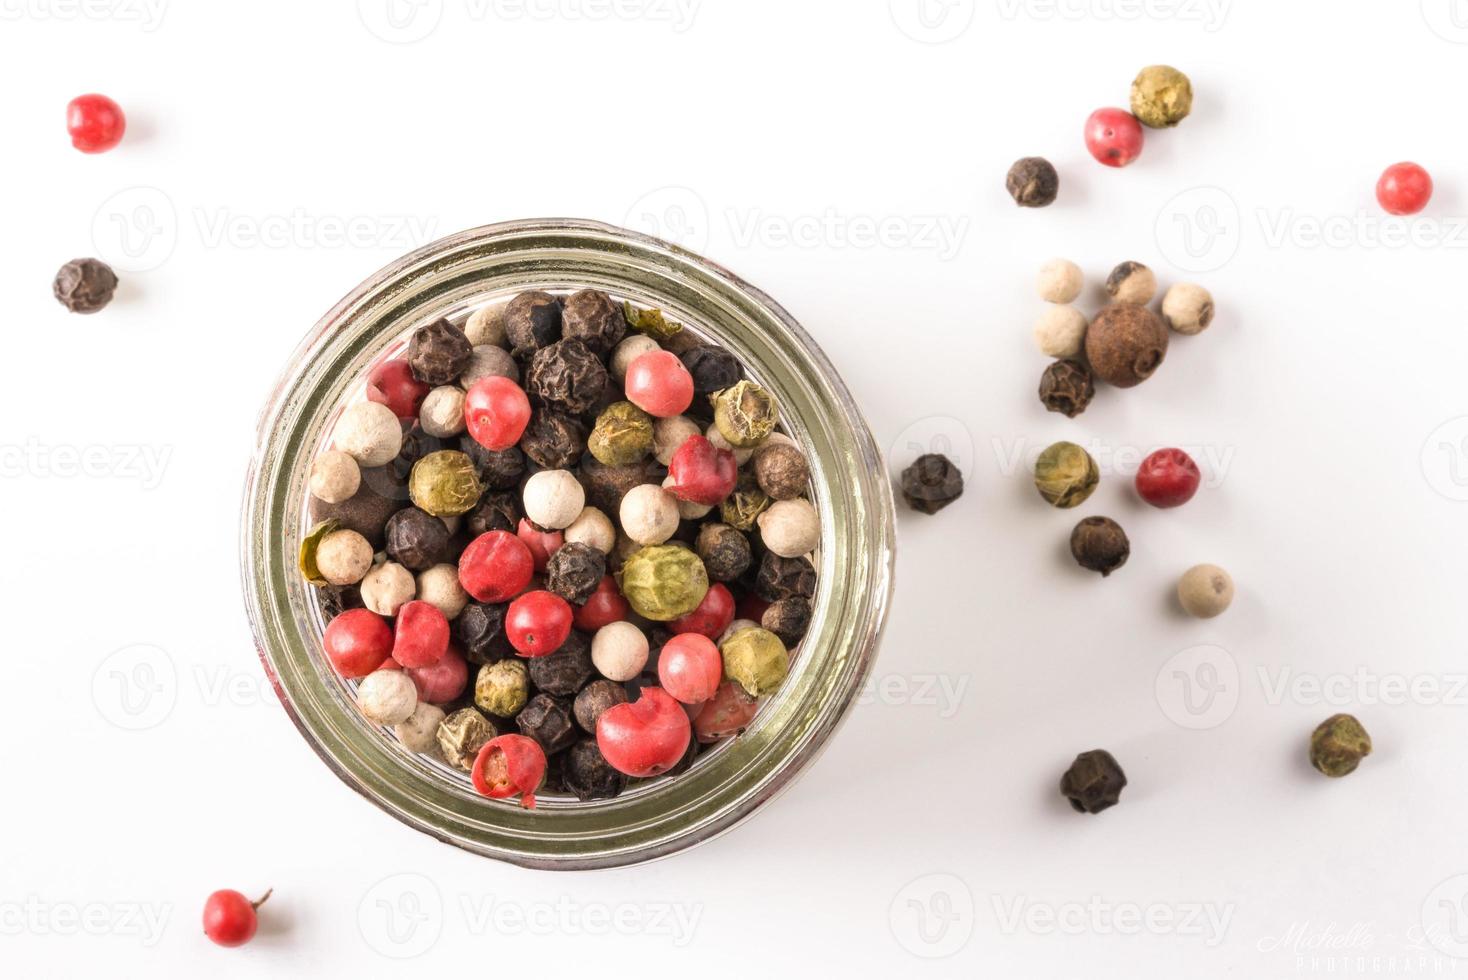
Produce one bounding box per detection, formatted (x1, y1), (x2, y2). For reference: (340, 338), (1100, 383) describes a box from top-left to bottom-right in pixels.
(1135, 448), (1201, 508)
(658, 634), (723, 704)
(458, 530), (534, 603)
(464, 376), (532, 451)
(202, 888), (271, 947)
(574, 575), (629, 631)
(666, 435), (738, 505)
(668, 582), (735, 639)
(505, 590), (573, 657)
(516, 518), (563, 573)
(596, 687), (692, 777)
(66, 94), (126, 153)
(322, 609), (393, 678)
(471, 734), (547, 808)
(624, 350), (695, 418)
(366, 358), (430, 421)
(1376, 162), (1433, 216)
(1084, 108), (1144, 168)
(392, 600), (450, 668)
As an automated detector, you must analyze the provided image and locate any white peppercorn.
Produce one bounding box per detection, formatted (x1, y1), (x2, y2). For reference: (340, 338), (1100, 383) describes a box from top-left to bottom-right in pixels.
(1178, 563), (1234, 618)
(361, 561), (416, 616)
(335, 401), (403, 467)
(611, 334), (661, 383)
(1161, 283), (1215, 335)
(419, 386), (466, 438)
(705, 422), (754, 465)
(663, 475), (713, 520)
(522, 469), (586, 530)
(1105, 261), (1157, 305)
(464, 303), (508, 347)
(1037, 258), (1084, 303)
(309, 449), (360, 504)
(417, 563), (469, 620)
(1033, 305), (1088, 358)
(653, 415), (700, 465)
(459, 344), (519, 387)
(620, 484), (680, 545)
(393, 702), (446, 754)
(315, 529), (374, 586)
(358, 669), (418, 725)
(563, 506), (616, 554)
(756, 498), (820, 558)
(591, 621), (650, 681)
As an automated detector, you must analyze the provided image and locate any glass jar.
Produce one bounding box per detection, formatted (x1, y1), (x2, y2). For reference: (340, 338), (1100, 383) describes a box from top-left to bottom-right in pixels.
(241, 219), (895, 869)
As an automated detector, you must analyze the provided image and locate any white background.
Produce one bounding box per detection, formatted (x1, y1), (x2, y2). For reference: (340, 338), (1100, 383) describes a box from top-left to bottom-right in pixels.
(4, 1), (1468, 976)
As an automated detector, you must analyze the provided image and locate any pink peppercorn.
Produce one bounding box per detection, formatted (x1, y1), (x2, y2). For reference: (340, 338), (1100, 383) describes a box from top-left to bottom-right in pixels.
(1135, 448), (1201, 508)
(404, 643), (468, 702)
(322, 609), (393, 678)
(1084, 108), (1144, 168)
(459, 530), (534, 603)
(472, 734), (547, 808)
(66, 94), (126, 153)
(392, 600), (450, 668)
(366, 358), (430, 421)
(666, 435), (738, 505)
(624, 351), (695, 418)
(658, 634), (724, 704)
(1376, 162), (1433, 216)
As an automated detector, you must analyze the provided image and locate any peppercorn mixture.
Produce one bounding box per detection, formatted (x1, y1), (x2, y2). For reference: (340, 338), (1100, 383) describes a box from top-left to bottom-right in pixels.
(300, 290), (816, 808)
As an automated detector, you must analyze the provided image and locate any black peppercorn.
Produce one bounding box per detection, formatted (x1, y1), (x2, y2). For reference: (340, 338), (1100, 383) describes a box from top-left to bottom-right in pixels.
(310, 469), (409, 549)
(755, 553), (817, 602)
(526, 631), (595, 697)
(52, 257), (119, 313)
(384, 507), (450, 571)
(679, 345), (744, 397)
(695, 523), (752, 582)
(1060, 749), (1127, 813)
(1039, 360), (1095, 418)
(459, 438), (526, 491)
(504, 290), (563, 359)
(761, 595), (811, 646)
(1005, 157), (1059, 208)
(580, 456), (662, 516)
(545, 542), (606, 605)
(318, 583), (363, 621)
(519, 409), (587, 470)
(573, 678), (628, 733)
(562, 739), (627, 801)
(900, 453), (964, 514)
(455, 601), (512, 664)
(406, 317), (473, 386)
(465, 492), (520, 537)
(560, 288), (627, 358)
(526, 339), (609, 415)
(516, 693), (578, 755)
(1070, 517), (1130, 576)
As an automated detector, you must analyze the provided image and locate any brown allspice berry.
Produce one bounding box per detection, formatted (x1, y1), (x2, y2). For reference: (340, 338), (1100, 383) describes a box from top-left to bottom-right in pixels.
(1084, 303), (1169, 388)
(753, 442), (810, 500)
(1038, 360), (1095, 418)
(1070, 516), (1130, 576)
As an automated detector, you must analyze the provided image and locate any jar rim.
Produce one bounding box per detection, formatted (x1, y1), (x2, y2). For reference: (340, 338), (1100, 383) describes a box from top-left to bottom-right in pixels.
(241, 218), (896, 869)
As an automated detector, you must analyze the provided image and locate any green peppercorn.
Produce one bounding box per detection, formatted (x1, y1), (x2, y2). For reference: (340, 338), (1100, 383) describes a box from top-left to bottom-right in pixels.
(587, 401), (655, 466)
(712, 380), (778, 448)
(720, 471), (771, 531)
(1130, 65), (1193, 128)
(474, 659), (529, 718)
(1034, 441), (1099, 508)
(1309, 714), (1372, 778)
(437, 707), (497, 770)
(409, 449), (483, 517)
(617, 544), (710, 621)
(720, 626), (789, 698)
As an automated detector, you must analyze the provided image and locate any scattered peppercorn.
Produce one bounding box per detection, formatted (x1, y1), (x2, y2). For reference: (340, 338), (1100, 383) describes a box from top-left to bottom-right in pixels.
(1135, 448), (1201, 508)
(1177, 563), (1234, 618)
(560, 288), (626, 356)
(680, 345), (744, 397)
(1005, 156), (1059, 208)
(455, 601), (511, 664)
(562, 739), (627, 801)
(202, 888), (270, 948)
(504, 290), (563, 358)
(384, 507), (449, 571)
(409, 450), (483, 517)
(66, 93), (126, 153)
(1033, 304), (1088, 358)
(1060, 749), (1127, 813)
(755, 553), (817, 602)
(721, 626), (789, 698)
(526, 630), (595, 696)
(1309, 714), (1372, 777)
(1161, 283), (1214, 336)
(617, 544), (710, 621)
(437, 706), (498, 769)
(1036, 258), (1084, 304)
(407, 318), (473, 386)
(52, 257), (118, 313)
(1070, 516), (1130, 576)
(527, 338), (609, 414)
(1377, 162), (1433, 216)
(899, 453), (964, 514)
(695, 523), (752, 582)
(574, 678), (629, 733)
(588, 401), (655, 466)
(753, 442), (810, 500)
(1130, 65), (1193, 128)
(516, 693), (579, 755)
(761, 595), (811, 646)
(713, 380), (778, 447)
(1034, 442), (1099, 508)
(475, 659), (529, 717)
(540, 541), (605, 605)
(1084, 107), (1144, 168)
(1105, 261), (1157, 305)
(1085, 304), (1169, 388)
(1038, 360), (1094, 418)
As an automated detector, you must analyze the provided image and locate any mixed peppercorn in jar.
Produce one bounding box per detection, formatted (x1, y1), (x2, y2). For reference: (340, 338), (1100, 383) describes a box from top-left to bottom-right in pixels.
(300, 288), (818, 808)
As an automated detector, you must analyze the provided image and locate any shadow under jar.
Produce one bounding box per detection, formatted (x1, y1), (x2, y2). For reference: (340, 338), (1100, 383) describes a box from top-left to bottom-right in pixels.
(241, 219), (895, 869)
